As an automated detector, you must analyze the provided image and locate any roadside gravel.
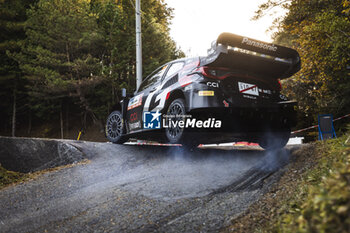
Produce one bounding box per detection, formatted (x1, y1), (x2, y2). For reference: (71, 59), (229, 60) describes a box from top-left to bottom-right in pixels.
(0, 141), (301, 232)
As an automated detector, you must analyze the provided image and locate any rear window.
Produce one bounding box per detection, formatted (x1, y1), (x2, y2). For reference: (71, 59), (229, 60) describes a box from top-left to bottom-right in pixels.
(138, 65), (168, 92)
(164, 62), (184, 79)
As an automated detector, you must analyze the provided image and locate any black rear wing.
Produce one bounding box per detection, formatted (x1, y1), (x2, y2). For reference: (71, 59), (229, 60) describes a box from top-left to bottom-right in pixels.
(200, 32), (301, 79)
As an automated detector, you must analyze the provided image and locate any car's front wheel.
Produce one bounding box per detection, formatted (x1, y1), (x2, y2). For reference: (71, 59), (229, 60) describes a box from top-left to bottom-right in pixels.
(106, 110), (128, 144)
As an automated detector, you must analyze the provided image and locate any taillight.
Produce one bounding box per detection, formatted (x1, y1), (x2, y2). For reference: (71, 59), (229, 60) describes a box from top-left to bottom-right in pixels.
(277, 79), (282, 91)
(198, 66), (230, 80)
(200, 67), (218, 79)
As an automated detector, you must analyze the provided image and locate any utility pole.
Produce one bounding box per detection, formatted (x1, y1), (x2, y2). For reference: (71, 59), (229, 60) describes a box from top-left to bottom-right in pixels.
(135, 0), (142, 89)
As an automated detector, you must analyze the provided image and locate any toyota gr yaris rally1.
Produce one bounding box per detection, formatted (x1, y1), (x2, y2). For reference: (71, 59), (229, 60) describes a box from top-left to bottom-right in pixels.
(105, 32), (301, 149)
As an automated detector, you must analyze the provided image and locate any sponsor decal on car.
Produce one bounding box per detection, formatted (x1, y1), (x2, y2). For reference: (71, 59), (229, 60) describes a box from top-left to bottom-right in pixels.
(129, 121), (141, 130)
(198, 90), (214, 96)
(127, 93), (144, 110)
(259, 88), (272, 94)
(207, 82), (219, 88)
(130, 112), (137, 121)
(243, 94), (257, 100)
(241, 37), (278, 52)
(238, 82), (259, 96)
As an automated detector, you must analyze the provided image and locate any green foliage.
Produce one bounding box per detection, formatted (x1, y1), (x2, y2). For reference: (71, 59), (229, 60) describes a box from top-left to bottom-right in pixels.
(13, 0), (103, 98)
(92, 0), (182, 90)
(0, 0), (37, 131)
(255, 0), (350, 128)
(0, 164), (28, 188)
(86, 0), (183, 120)
(0, 0), (31, 75)
(0, 0), (183, 132)
(268, 131), (350, 232)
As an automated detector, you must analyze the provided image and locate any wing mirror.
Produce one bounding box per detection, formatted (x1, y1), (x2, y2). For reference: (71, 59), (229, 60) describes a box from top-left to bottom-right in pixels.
(121, 88), (133, 98)
(121, 88), (127, 98)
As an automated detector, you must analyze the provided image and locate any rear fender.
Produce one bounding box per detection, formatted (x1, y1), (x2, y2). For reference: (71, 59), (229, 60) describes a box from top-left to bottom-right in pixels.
(185, 82), (223, 111)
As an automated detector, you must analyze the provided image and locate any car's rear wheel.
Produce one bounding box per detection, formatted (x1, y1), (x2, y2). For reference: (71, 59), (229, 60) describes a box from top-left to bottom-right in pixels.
(258, 129), (291, 150)
(106, 110), (128, 144)
(165, 98), (197, 149)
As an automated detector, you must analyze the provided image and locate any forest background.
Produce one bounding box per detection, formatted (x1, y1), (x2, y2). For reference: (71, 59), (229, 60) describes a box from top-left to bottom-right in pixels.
(0, 0), (348, 140)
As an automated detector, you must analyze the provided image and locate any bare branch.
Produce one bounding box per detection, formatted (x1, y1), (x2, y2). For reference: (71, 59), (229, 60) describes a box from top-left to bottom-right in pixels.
(252, 0), (291, 21)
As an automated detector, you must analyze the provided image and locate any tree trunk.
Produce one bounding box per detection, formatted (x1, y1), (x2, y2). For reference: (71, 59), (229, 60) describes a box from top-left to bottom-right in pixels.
(60, 100), (64, 139)
(112, 85), (115, 103)
(11, 86), (16, 137)
(76, 86), (103, 130)
(27, 112), (32, 135)
(66, 103), (69, 138)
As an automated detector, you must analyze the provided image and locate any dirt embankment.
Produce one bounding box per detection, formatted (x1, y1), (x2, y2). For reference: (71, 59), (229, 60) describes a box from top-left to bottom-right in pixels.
(0, 137), (85, 173)
(224, 142), (328, 232)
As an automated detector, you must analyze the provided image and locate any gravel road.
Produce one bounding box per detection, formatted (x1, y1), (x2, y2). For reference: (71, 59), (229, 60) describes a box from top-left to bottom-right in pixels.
(0, 141), (299, 232)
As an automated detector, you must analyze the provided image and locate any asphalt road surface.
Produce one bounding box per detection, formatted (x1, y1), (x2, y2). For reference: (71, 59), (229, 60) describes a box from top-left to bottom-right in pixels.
(0, 141), (299, 232)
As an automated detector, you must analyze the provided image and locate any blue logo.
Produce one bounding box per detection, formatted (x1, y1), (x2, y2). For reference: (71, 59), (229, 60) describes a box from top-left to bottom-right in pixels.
(143, 111), (161, 129)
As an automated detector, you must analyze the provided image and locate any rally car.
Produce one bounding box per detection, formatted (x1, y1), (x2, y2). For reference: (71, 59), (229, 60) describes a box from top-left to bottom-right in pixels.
(105, 32), (301, 149)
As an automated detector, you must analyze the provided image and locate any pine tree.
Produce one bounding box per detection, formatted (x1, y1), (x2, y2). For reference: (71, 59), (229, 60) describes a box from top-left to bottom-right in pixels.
(3, 0), (183, 137)
(12, 0), (105, 131)
(0, 0), (37, 136)
(88, 0), (184, 120)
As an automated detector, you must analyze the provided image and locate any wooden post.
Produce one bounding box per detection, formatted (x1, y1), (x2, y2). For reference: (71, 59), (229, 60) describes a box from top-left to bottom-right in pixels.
(11, 85), (16, 137)
(60, 100), (64, 139)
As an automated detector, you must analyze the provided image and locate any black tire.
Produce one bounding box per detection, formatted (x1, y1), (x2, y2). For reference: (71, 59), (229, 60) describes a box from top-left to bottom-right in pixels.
(106, 110), (128, 144)
(164, 98), (197, 149)
(258, 129), (291, 150)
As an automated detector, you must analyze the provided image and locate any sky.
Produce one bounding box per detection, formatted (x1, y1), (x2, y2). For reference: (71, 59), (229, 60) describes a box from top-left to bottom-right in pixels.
(163, 0), (286, 57)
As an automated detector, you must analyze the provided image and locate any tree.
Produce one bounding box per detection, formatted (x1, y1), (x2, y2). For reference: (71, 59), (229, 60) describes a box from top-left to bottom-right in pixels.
(254, 0), (350, 128)
(87, 0), (184, 120)
(0, 0), (37, 136)
(2, 0), (183, 138)
(12, 0), (105, 135)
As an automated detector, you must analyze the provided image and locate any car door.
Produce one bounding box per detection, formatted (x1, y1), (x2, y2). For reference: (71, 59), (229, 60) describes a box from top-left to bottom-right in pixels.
(142, 62), (185, 117)
(125, 64), (168, 133)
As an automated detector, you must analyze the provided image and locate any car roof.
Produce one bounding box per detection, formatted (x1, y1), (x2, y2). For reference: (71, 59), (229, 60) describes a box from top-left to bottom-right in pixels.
(167, 57), (199, 64)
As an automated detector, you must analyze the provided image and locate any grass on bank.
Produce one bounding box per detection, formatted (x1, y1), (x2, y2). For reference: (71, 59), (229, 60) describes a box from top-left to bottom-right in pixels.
(0, 165), (29, 189)
(267, 129), (350, 232)
(0, 160), (90, 189)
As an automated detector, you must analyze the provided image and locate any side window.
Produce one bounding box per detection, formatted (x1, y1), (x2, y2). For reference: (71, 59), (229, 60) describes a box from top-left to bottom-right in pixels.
(164, 62), (184, 80)
(138, 65), (168, 92)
